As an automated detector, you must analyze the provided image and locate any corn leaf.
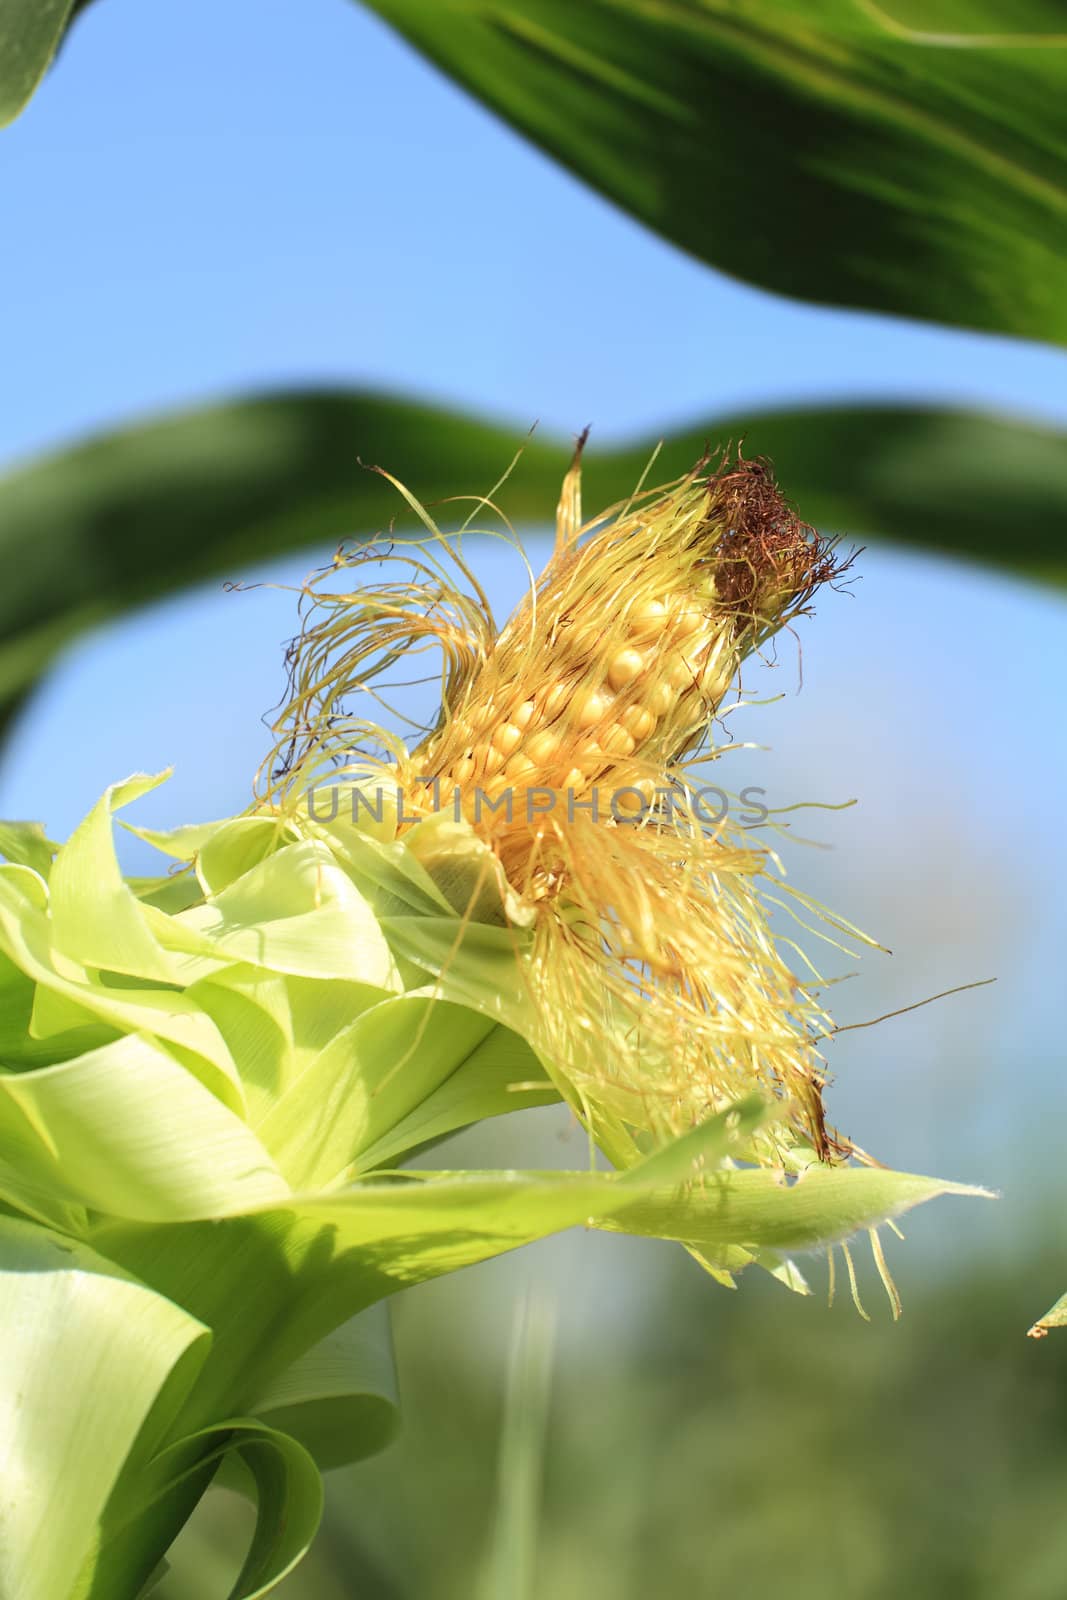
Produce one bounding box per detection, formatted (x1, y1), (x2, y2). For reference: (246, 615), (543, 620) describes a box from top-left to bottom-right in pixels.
(0, 0), (75, 126)
(14, 4), (1067, 343)
(365, 0), (1067, 342)
(255, 993), (540, 1192)
(0, 769), (994, 1597)
(349, 1018), (556, 1175)
(1028, 1290), (1067, 1338)
(2, 391), (1065, 749)
(0, 1031), (291, 1222)
(248, 1304), (400, 1471)
(0, 862), (245, 1112)
(92, 1419), (325, 1600)
(0, 1214), (210, 1600)
(594, 1163), (993, 1252)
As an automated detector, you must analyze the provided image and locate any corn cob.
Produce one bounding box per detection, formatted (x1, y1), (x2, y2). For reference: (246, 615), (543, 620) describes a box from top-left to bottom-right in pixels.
(262, 446), (854, 1176)
(418, 450), (839, 847)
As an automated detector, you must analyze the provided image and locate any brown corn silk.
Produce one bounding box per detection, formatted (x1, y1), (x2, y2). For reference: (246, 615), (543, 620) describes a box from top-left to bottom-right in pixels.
(260, 445), (854, 1174)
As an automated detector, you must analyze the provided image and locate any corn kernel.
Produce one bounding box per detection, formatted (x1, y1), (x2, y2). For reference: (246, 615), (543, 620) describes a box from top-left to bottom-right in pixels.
(611, 776), (658, 817)
(574, 736), (604, 768)
(513, 700), (536, 729)
(608, 648), (644, 690)
(673, 603), (705, 639)
(666, 655), (696, 690)
(647, 681), (674, 717)
(542, 682), (570, 719)
(492, 721), (523, 755)
(526, 729), (560, 764)
(601, 723), (636, 757)
(631, 599), (668, 632)
(573, 688), (611, 728)
(454, 756), (474, 784)
(620, 704), (656, 741)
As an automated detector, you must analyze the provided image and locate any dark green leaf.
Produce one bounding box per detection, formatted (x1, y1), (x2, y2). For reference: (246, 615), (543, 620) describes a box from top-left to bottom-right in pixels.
(365, 0), (1067, 342)
(0, 0), (77, 125)
(1, 390), (1064, 740)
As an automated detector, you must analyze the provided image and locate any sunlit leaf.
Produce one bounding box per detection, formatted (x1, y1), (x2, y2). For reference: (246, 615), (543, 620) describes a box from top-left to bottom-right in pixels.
(366, 0), (1067, 341)
(18, 3), (1067, 341)
(0, 1031), (291, 1223)
(0, 1214), (210, 1600)
(596, 1164), (994, 1251)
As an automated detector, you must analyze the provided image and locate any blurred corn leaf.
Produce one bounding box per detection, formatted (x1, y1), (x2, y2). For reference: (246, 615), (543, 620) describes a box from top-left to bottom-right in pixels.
(478, 1297), (556, 1600)
(11, 3), (1067, 343)
(363, 1), (1067, 342)
(0, 0), (75, 125)
(1, 390), (1065, 750)
(1029, 1290), (1067, 1338)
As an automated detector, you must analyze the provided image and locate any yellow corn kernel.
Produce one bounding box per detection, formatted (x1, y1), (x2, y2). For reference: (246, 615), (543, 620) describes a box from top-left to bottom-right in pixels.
(560, 766), (587, 794)
(647, 681), (674, 717)
(492, 721), (523, 755)
(672, 603), (705, 639)
(574, 736), (605, 769)
(526, 729), (560, 764)
(620, 704), (656, 742)
(610, 776), (658, 817)
(608, 648), (644, 690)
(630, 598), (668, 633)
(454, 756), (475, 784)
(666, 655), (696, 690)
(573, 688), (611, 728)
(482, 747), (505, 777)
(601, 723), (636, 758)
(503, 754), (538, 782)
(542, 682), (570, 719)
(513, 699), (536, 729)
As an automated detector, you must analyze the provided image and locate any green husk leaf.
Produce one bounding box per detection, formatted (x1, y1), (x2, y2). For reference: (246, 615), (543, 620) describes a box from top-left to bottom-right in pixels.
(350, 1017), (556, 1175)
(256, 993), (519, 1191)
(595, 1164), (994, 1252)
(0, 1031), (291, 1223)
(248, 1304), (400, 1471)
(0, 820), (56, 878)
(0, 1214), (210, 1600)
(0, 862), (245, 1114)
(48, 773), (181, 985)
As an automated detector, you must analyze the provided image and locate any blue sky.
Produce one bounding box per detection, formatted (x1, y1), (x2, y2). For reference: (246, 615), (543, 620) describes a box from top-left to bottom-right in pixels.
(1, 0), (1066, 1287)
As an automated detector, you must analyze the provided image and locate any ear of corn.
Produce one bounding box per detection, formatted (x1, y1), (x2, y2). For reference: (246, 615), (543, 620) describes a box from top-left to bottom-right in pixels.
(260, 445), (861, 1178)
(0, 450), (994, 1600)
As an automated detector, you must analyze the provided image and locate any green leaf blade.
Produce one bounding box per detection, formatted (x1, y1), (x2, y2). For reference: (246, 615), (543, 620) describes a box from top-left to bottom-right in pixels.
(3, 390), (1065, 740)
(0, 0), (76, 127)
(0, 1215), (210, 1600)
(366, 0), (1067, 342)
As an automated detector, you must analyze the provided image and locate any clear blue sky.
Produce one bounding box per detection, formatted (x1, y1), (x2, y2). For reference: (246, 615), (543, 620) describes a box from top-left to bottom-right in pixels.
(1, 0), (1065, 1278)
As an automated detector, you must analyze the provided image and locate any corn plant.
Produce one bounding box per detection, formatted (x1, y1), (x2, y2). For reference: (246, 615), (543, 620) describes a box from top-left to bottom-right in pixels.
(0, 451), (989, 1599)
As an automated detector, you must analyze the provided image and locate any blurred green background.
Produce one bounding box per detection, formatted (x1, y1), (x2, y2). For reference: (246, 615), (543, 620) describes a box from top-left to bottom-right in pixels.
(3, 3), (1067, 1596)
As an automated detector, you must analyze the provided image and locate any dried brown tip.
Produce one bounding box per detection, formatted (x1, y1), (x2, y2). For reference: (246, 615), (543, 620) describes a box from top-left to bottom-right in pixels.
(704, 452), (842, 625)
